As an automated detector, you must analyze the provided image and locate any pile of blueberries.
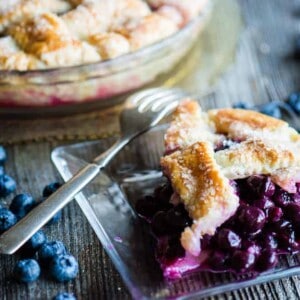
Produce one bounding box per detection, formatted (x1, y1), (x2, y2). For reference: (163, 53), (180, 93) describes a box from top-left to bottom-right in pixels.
(136, 174), (300, 275)
(0, 146), (77, 300)
(233, 92), (300, 120)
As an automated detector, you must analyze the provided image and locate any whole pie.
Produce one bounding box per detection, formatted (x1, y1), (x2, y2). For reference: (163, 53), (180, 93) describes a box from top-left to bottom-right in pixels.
(0, 0), (210, 70)
(136, 99), (300, 278)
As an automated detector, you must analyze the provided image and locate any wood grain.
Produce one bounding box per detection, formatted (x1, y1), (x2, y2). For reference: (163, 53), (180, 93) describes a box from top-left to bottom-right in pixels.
(2, 0), (300, 299)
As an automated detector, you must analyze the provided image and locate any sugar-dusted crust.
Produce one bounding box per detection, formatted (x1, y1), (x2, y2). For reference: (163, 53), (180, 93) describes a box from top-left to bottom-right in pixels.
(162, 99), (300, 256)
(62, 2), (115, 40)
(118, 13), (178, 51)
(9, 13), (100, 67)
(215, 139), (300, 180)
(161, 141), (239, 256)
(89, 33), (130, 59)
(164, 99), (224, 154)
(208, 108), (300, 143)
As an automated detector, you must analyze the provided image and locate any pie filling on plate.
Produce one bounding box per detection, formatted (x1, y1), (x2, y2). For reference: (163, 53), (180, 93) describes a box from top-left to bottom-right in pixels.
(0, 0), (210, 70)
(136, 100), (300, 279)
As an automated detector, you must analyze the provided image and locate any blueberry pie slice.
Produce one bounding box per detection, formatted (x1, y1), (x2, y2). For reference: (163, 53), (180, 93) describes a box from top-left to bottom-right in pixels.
(136, 99), (300, 278)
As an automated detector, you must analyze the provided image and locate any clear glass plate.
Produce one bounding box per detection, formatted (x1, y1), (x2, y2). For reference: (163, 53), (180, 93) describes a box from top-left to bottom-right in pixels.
(51, 119), (300, 299)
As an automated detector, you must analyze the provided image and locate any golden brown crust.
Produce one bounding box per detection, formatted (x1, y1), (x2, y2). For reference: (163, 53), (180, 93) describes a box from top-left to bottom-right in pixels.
(161, 141), (239, 255)
(163, 99), (300, 256)
(215, 139), (300, 179)
(164, 99), (224, 153)
(9, 13), (100, 67)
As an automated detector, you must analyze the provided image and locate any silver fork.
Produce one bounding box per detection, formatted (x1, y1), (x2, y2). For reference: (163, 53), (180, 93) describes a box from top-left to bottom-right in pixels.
(0, 87), (187, 255)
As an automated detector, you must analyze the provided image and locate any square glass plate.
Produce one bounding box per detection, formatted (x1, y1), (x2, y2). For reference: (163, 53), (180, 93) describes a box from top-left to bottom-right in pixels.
(52, 122), (300, 299)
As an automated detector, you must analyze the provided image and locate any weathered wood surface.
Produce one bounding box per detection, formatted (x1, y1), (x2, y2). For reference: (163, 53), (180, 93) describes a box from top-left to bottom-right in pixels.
(2, 0), (300, 299)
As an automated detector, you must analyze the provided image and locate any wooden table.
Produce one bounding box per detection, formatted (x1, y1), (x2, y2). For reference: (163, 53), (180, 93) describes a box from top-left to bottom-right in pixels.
(2, 0), (300, 299)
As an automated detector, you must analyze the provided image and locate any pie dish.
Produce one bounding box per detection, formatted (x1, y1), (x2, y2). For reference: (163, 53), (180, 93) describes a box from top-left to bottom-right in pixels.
(136, 99), (300, 279)
(0, 0), (210, 71)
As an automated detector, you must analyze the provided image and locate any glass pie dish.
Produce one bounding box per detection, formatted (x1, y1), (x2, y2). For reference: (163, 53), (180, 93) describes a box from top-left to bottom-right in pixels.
(52, 100), (300, 299)
(0, 4), (211, 111)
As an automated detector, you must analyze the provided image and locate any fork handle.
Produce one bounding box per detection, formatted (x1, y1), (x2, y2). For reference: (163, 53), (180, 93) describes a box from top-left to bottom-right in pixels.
(0, 163), (100, 254)
(0, 138), (130, 255)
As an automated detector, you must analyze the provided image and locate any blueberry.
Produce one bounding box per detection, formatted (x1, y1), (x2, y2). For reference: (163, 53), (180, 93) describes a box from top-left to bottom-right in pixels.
(259, 102), (281, 119)
(266, 207), (283, 223)
(0, 146), (7, 165)
(0, 208), (17, 233)
(0, 174), (16, 197)
(135, 195), (159, 219)
(201, 234), (212, 250)
(13, 259), (41, 283)
(272, 189), (292, 207)
(242, 240), (261, 256)
(24, 230), (47, 253)
(216, 228), (241, 251)
(253, 197), (274, 210)
(165, 237), (185, 262)
(38, 241), (67, 265)
(208, 251), (228, 270)
(151, 211), (169, 236)
(43, 182), (61, 197)
(256, 249), (278, 272)
(237, 206), (266, 234)
(246, 175), (275, 198)
(284, 203), (300, 225)
(231, 250), (255, 272)
(154, 183), (173, 211)
(165, 204), (192, 230)
(232, 102), (251, 109)
(53, 293), (76, 300)
(50, 254), (79, 282)
(259, 233), (278, 250)
(287, 92), (300, 114)
(10, 194), (35, 219)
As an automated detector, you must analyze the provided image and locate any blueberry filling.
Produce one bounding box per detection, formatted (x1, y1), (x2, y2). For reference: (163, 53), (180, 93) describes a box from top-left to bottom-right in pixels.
(136, 175), (300, 278)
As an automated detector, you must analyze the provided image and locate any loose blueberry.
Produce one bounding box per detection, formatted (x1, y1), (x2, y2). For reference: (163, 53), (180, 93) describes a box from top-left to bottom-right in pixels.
(201, 234), (212, 250)
(256, 249), (278, 272)
(10, 193), (35, 219)
(272, 189), (292, 207)
(135, 195), (159, 219)
(237, 206), (266, 234)
(208, 251), (228, 270)
(38, 241), (67, 265)
(231, 250), (256, 272)
(266, 207), (283, 223)
(216, 228), (241, 251)
(284, 203), (300, 225)
(0, 174), (16, 197)
(232, 102), (251, 109)
(259, 102), (281, 119)
(53, 293), (76, 300)
(43, 182), (61, 197)
(50, 254), (79, 282)
(0, 208), (17, 233)
(24, 230), (47, 253)
(0, 146), (7, 165)
(287, 92), (300, 114)
(13, 259), (41, 283)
